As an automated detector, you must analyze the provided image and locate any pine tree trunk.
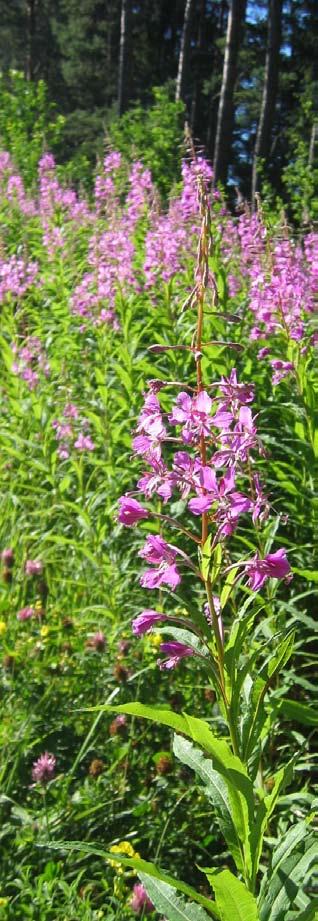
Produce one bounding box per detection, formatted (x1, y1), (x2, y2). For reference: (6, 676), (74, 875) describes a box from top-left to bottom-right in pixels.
(251, 0), (282, 203)
(190, 0), (205, 132)
(175, 0), (194, 103)
(118, 0), (131, 116)
(26, 0), (37, 81)
(213, 0), (247, 185)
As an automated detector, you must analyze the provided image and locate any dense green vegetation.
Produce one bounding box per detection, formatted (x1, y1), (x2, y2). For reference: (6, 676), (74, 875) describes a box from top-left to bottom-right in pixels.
(0, 134), (316, 918)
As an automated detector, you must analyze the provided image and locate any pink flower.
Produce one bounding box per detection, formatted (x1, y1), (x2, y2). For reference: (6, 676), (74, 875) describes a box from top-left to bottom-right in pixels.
(109, 714), (127, 735)
(218, 369), (254, 406)
(169, 390), (213, 443)
(137, 457), (173, 502)
(136, 392), (166, 442)
(17, 606), (35, 621)
(245, 548), (291, 591)
(63, 403), (78, 419)
(171, 451), (202, 499)
(118, 496), (149, 526)
(132, 609), (167, 634)
(139, 535), (174, 565)
(130, 882), (154, 914)
(270, 360), (294, 385)
(158, 641), (195, 670)
(204, 596), (224, 643)
(1, 548), (14, 567)
(188, 466), (252, 536)
(74, 433), (95, 451)
(86, 630), (106, 651)
(139, 535), (181, 590)
(32, 751), (56, 784)
(25, 559), (43, 576)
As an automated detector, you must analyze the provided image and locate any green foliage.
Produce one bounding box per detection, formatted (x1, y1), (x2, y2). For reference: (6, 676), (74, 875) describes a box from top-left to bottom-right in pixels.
(0, 128), (316, 919)
(204, 869), (259, 921)
(0, 71), (64, 185)
(138, 874), (214, 920)
(108, 85), (185, 195)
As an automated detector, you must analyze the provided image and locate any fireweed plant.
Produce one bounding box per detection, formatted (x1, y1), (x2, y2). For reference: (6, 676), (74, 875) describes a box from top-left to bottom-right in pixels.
(107, 174), (317, 919)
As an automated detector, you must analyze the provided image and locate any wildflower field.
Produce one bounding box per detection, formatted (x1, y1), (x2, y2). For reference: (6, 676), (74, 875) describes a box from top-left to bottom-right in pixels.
(0, 147), (317, 920)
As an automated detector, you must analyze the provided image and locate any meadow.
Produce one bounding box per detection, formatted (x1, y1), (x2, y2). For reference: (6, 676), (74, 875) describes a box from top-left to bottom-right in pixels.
(0, 147), (317, 920)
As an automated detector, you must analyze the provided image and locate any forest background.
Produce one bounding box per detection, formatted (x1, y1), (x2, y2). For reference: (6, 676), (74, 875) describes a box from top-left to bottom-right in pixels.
(0, 0), (317, 212)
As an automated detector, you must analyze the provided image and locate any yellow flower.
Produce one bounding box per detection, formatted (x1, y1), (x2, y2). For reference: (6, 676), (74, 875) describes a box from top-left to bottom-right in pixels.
(0, 898), (8, 907)
(35, 600), (43, 611)
(148, 632), (162, 648)
(113, 877), (126, 900)
(40, 625), (49, 638)
(108, 840), (140, 873)
(0, 621), (7, 636)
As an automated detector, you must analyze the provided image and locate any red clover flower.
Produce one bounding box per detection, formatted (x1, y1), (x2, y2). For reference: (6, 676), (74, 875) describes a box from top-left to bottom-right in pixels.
(32, 752), (56, 785)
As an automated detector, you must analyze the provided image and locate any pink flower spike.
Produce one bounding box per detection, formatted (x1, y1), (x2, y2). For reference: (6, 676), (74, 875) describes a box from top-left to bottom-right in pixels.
(132, 609), (167, 634)
(158, 641), (195, 669)
(118, 496), (149, 526)
(32, 751), (56, 784)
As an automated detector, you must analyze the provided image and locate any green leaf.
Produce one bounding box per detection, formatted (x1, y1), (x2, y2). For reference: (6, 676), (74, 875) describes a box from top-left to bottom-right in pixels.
(266, 631), (295, 679)
(220, 566), (240, 609)
(276, 699), (318, 726)
(259, 821), (317, 921)
(203, 868), (259, 921)
(101, 703), (254, 875)
(42, 842), (218, 917)
(200, 539), (222, 584)
(285, 899), (318, 921)
(139, 873), (214, 921)
(241, 675), (268, 763)
(292, 569), (318, 583)
(201, 535), (213, 581)
(209, 542), (223, 585)
(173, 735), (244, 873)
(250, 758), (296, 886)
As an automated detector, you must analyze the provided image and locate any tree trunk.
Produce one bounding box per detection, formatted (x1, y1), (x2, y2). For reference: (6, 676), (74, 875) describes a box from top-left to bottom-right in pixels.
(213, 0), (247, 186)
(251, 0), (282, 203)
(308, 120), (318, 168)
(26, 0), (37, 81)
(175, 0), (194, 103)
(118, 0), (132, 116)
(190, 0), (205, 133)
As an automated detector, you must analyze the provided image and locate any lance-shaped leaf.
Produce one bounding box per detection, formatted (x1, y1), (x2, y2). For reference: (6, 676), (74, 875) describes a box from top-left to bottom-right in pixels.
(40, 841), (219, 917)
(101, 703), (255, 877)
(258, 820), (317, 921)
(275, 698), (318, 726)
(173, 735), (244, 874)
(139, 873), (214, 921)
(203, 868), (259, 921)
(250, 757), (296, 887)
